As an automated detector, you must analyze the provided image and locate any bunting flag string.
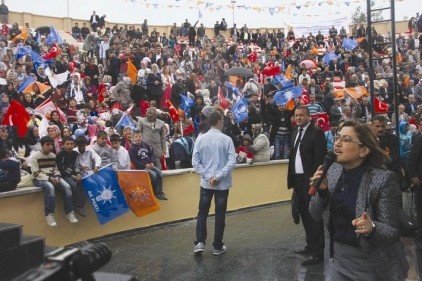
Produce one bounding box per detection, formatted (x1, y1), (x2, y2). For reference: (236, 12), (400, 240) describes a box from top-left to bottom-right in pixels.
(119, 0), (379, 17)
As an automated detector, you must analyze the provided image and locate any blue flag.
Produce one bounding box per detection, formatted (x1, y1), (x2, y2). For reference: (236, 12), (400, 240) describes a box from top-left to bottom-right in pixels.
(273, 86), (304, 105)
(45, 26), (63, 45)
(16, 46), (31, 60)
(115, 113), (136, 130)
(232, 97), (249, 123)
(81, 165), (129, 225)
(180, 94), (194, 116)
(18, 75), (37, 92)
(342, 38), (358, 51)
(273, 74), (294, 90)
(322, 52), (339, 65)
(35, 31), (41, 45)
(224, 81), (240, 99)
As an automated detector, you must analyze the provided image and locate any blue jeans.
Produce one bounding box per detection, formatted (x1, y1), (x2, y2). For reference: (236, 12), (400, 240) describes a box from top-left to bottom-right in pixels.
(62, 176), (86, 209)
(34, 178), (74, 216)
(196, 187), (229, 250)
(146, 167), (163, 194)
(274, 134), (290, 160)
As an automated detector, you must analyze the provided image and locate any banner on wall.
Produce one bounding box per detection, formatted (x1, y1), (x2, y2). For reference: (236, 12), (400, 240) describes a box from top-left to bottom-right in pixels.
(284, 16), (350, 38)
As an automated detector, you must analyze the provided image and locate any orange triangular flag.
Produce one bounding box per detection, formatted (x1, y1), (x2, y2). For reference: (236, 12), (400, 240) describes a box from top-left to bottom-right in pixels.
(127, 59), (138, 85)
(285, 64), (292, 80)
(117, 170), (160, 217)
(12, 26), (29, 43)
(286, 99), (295, 110)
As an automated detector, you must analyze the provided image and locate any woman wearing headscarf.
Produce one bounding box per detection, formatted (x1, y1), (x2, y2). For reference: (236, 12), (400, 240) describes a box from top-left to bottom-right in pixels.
(4, 81), (20, 102)
(25, 125), (41, 153)
(309, 121), (408, 281)
(46, 124), (62, 154)
(0, 93), (10, 119)
(247, 124), (270, 163)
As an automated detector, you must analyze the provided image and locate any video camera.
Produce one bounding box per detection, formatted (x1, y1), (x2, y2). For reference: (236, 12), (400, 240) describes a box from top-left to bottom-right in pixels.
(11, 241), (137, 281)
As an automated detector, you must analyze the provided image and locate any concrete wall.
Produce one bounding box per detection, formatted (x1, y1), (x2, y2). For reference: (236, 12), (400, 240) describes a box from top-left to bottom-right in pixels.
(9, 11), (411, 38)
(0, 161), (290, 246)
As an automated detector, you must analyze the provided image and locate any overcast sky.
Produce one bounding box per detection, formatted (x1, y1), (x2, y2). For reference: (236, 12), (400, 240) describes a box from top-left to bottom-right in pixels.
(7, 0), (420, 28)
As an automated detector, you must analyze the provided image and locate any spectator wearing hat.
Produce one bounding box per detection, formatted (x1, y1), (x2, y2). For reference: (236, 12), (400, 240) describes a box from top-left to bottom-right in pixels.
(236, 134), (253, 164)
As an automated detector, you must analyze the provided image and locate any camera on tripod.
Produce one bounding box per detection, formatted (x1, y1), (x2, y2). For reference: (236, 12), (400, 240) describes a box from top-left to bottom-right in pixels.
(11, 241), (137, 281)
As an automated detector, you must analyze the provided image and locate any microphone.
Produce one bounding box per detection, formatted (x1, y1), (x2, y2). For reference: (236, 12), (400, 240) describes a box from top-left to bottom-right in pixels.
(308, 150), (336, 196)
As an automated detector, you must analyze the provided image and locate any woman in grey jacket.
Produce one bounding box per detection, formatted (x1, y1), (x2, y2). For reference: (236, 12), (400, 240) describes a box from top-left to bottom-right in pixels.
(309, 121), (408, 281)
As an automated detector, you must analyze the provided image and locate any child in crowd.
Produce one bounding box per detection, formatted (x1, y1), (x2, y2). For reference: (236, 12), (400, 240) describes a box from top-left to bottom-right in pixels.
(236, 134), (254, 164)
(56, 137), (86, 217)
(0, 146), (21, 192)
(74, 136), (101, 177)
(91, 130), (118, 169)
(110, 133), (130, 170)
(129, 130), (168, 200)
(31, 136), (78, 227)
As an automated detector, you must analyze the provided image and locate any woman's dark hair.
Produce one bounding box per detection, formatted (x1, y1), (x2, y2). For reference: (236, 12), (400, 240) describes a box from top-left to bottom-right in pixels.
(342, 121), (389, 169)
(25, 125), (39, 146)
(0, 146), (9, 159)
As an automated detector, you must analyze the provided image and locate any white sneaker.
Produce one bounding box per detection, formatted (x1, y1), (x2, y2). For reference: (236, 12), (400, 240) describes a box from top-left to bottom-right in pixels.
(46, 213), (57, 227)
(66, 211), (79, 224)
(194, 242), (205, 253)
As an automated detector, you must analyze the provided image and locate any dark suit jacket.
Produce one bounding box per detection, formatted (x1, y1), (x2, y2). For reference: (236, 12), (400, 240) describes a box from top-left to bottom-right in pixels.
(90, 15), (100, 25)
(404, 101), (418, 116)
(408, 134), (422, 179)
(287, 122), (327, 188)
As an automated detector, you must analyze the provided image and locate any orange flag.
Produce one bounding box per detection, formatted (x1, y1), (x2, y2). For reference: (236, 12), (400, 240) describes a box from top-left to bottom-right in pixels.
(12, 26), (29, 43)
(117, 170), (160, 217)
(333, 89), (345, 98)
(285, 65), (292, 80)
(344, 86), (369, 99)
(285, 99), (295, 110)
(127, 59), (138, 85)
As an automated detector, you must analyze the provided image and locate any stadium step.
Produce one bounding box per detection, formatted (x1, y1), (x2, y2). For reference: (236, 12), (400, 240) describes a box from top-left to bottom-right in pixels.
(0, 223), (45, 281)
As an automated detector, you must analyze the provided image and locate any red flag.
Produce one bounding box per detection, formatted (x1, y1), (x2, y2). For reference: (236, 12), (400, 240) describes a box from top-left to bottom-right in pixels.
(165, 100), (180, 122)
(139, 100), (149, 117)
(34, 97), (66, 123)
(374, 97), (389, 113)
(183, 123), (195, 136)
(300, 94), (309, 105)
(2, 100), (30, 137)
(262, 65), (281, 77)
(42, 43), (60, 60)
(218, 88), (229, 110)
(311, 112), (330, 132)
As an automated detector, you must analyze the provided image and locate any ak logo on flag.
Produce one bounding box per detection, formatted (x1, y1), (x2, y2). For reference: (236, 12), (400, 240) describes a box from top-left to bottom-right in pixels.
(117, 170), (160, 217)
(82, 165), (129, 225)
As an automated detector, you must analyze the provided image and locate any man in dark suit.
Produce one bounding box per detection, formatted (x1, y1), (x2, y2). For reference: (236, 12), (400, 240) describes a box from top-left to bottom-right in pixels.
(89, 11), (100, 32)
(404, 94), (418, 117)
(408, 133), (422, 242)
(288, 106), (327, 265)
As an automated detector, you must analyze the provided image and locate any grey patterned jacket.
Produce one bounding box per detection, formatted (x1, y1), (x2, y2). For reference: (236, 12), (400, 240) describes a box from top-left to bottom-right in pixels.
(309, 163), (409, 281)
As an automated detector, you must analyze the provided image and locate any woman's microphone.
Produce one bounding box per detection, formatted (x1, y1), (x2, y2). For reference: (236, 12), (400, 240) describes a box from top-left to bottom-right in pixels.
(308, 150), (336, 196)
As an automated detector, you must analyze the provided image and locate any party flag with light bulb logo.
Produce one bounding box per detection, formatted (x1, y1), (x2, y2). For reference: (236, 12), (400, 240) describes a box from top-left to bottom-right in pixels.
(117, 170), (160, 217)
(81, 165), (129, 225)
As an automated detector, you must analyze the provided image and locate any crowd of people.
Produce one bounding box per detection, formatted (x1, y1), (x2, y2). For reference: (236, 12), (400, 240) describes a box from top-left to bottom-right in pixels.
(1, 4), (422, 278)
